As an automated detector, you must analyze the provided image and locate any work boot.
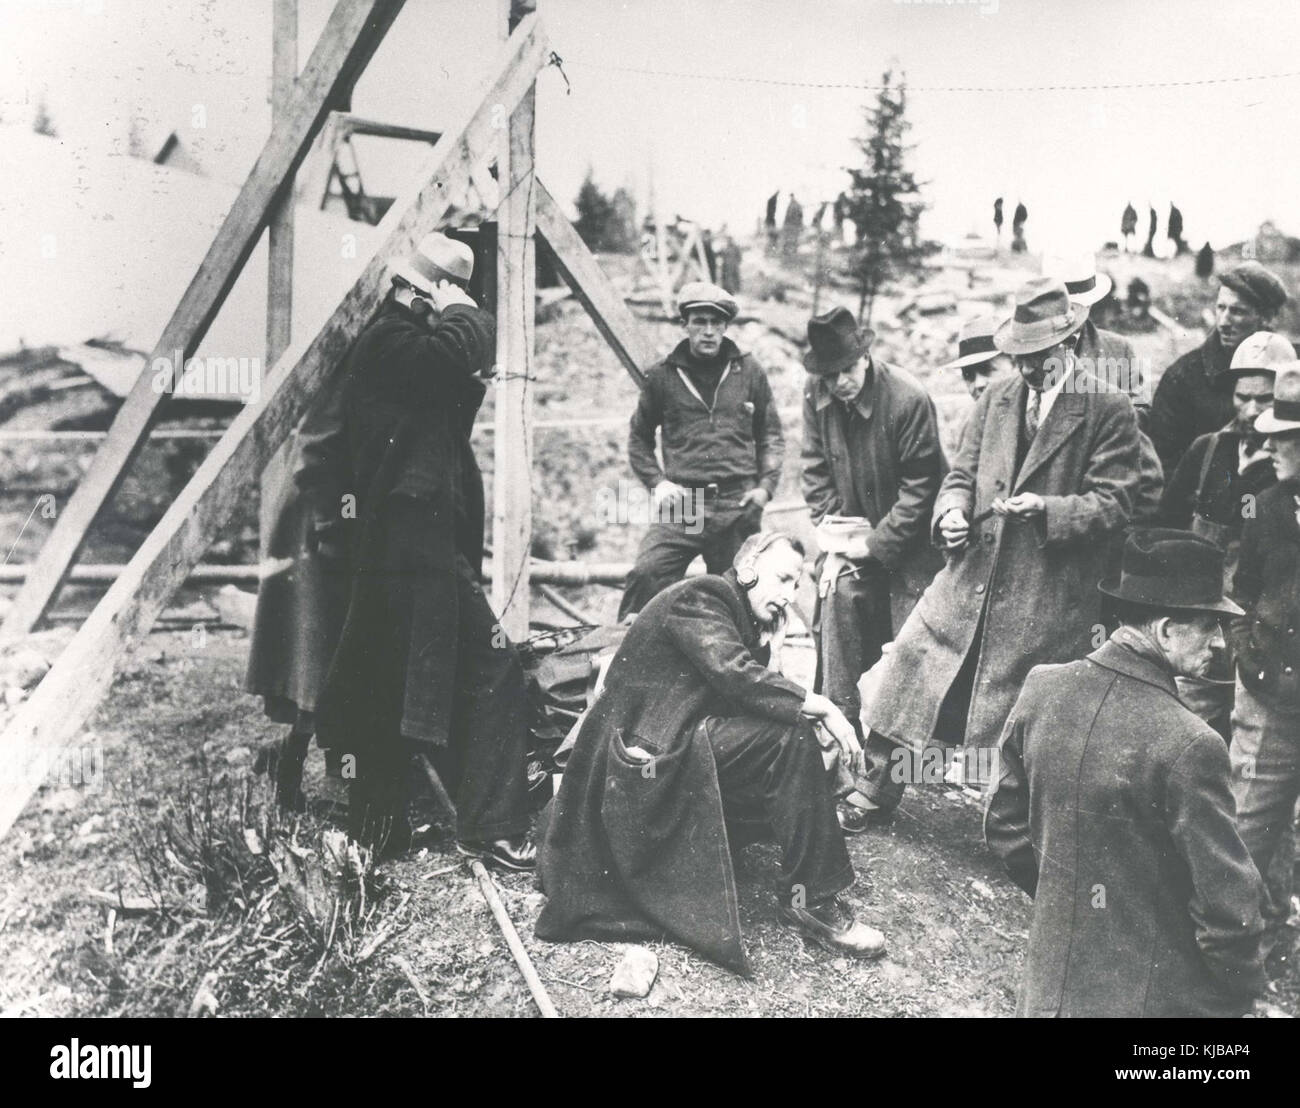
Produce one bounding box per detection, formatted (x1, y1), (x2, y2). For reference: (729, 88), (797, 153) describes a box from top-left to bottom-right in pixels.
(836, 793), (892, 835)
(457, 835), (537, 872)
(778, 893), (887, 959)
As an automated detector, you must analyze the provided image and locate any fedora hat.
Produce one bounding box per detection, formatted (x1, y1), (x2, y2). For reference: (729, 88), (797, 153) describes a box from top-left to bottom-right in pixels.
(1042, 253), (1113, 307)
(677, 280), (738, 322)
(994, 277), (1090, 356)
(389, 232), (475, 294)
(1099, 528), (1243, 616)
(804, 307), (872, 376)
(1228, 330), (1295, 377)
(942, 314), (1003, 370)
(1255, 363), (1300, 434)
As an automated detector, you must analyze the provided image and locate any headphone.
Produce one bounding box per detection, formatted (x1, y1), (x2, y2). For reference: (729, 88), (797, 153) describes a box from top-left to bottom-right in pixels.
(734, 530), (797, 589)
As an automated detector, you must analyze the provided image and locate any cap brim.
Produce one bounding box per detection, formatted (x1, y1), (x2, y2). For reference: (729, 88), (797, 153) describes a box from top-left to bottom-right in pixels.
(389, 260), (433, 294)
(993, 308), (1089, 355)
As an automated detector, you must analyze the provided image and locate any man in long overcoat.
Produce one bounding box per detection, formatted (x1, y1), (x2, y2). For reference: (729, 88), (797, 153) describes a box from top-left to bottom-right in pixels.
(800, 307), (945, 828)
(536, 532), (886, 971)
(985, 529), (1265, 1017)
(858, 279), (1142, 807)
(315, 234), (534, 867)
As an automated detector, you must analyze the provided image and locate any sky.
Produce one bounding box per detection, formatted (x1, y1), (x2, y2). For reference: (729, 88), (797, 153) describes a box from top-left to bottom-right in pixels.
(3, 0), (1300, 257)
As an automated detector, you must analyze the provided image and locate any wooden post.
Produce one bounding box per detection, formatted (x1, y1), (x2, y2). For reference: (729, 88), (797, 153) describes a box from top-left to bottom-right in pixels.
(535, 180), (654, 387)
(0, 13), (550, 842)
(260, 0), (299, 559)
(1, 0), (406, 640)
(492, 0), (537, 641)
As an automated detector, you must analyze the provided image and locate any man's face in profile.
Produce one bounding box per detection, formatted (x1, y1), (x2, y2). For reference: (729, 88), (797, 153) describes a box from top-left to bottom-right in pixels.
(744, 542), (803, 628)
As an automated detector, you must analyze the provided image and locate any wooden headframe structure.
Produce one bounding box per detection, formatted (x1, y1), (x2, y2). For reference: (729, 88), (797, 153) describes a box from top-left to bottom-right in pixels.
(0, 0), (658, 840)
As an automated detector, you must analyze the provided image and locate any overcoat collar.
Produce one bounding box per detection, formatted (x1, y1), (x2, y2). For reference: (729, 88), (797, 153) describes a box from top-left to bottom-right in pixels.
(1086, 638), (1179, 699)
(812, 357), (876, 421)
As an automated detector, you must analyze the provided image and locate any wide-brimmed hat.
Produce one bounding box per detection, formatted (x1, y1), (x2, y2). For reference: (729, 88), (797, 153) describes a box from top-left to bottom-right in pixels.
(1255, 364), (1300, 435)
(1228, 330), (1295, 377)
(677, 280), (738, 322)
(389, 232), (474, 294)
(994, 277), (1090, 356)
(1220, 261), (1288, 316)
(1042, 253), (1113, 307)
(804, 307), (872, 376)
(942, 314), (1003, 370)
(1099, 528), (1243, 616)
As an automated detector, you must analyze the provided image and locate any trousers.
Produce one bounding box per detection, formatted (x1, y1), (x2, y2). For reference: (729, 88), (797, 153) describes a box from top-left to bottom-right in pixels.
(619, 503), (761, 620)
(704, 714), (854, 903)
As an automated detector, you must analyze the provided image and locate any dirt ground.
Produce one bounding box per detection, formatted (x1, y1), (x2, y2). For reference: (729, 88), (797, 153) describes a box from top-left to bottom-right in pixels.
(1, 631), (1294, 1019)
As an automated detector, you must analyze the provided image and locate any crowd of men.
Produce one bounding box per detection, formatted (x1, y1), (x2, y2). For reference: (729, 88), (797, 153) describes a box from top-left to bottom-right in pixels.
(248, 231), (1300, 1017)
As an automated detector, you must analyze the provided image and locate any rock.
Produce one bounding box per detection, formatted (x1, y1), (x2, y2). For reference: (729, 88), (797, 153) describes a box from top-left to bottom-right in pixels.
(609, 946), (658, 998)
(225, 745), (252, 766)
(971, 879), (995, 899)
(76, 815), (106, 838)
(4, 686), (26, 707)
(39, 788), (83, 813)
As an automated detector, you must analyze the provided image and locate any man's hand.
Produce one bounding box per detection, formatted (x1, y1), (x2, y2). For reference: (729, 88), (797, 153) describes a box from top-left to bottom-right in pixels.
(938, 508), (969, 550)
(428, 280), (476, 312)
(801, 693), (863, 761)
(739, 487), (770, 511)
(653, 479), (688, 509)
(992, 492), (1045, 519)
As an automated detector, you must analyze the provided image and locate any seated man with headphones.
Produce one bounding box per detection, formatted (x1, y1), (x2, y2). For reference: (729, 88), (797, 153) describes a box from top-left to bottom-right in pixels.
(536, 531), (887, 970)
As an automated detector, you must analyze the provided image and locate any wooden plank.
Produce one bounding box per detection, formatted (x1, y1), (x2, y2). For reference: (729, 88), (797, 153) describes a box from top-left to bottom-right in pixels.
(535, 180), (655, 386)
(332, 113), (442, 145)
(0, 13), (550, 842)
(261, 0), (299, 559)
(491, 1), (538, 641)
(1, 0), (406, 639)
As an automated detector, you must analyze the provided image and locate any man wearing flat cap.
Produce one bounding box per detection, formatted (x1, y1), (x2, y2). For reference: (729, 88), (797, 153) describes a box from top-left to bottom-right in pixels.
(1227, 364), (1300, 939)
(1157, 331), (1291, 739)
(313, 232), (536, 869)
(1149, 260), (1291, 477)
(800, 306), (946, 829)
(986, 528), (1266, 1017)
(621, 280), (785, 619)
(857, 278), (1142, 814)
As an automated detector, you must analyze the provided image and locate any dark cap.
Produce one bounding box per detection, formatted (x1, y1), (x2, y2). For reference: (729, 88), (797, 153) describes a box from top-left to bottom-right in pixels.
(1220, 261), (1288, 316)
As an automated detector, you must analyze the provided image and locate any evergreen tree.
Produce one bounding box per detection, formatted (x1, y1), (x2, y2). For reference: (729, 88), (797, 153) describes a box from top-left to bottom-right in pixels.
(843, 69), (934, 324)
(573, 169), (636, 253)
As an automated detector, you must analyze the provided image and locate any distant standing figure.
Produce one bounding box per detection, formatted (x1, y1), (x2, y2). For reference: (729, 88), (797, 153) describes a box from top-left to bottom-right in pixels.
(1011, 201), (1028, 253)
(1121, 202), (1138, 252)
(1143, 205), (1158, 258)
(993, 197), (1003, 243)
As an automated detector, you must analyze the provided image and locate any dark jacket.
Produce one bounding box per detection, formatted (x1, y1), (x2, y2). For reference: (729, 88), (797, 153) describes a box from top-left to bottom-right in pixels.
(536, 571), (806, 974)
(800, 358), (947, 627)
(985, 639), (1266, 1018)
(628, 338), (784, 497)
(1158, 423), (1275, 541)
(1229, 481), (1300, 708)
(1149, 332), (1238, 478)
(343, 300), (495, 574)
(862, 370), (1141, 769)
(316, 299), (496, 749)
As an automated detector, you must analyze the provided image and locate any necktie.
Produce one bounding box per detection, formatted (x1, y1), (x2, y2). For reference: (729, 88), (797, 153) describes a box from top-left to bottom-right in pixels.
(1025, 387), (1041, 441)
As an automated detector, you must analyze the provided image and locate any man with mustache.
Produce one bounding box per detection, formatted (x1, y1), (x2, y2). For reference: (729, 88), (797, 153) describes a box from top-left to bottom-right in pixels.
(1149, 261), (1289, 477)
(985, 528), (1265, 1017)
(538, 531), (887, 970)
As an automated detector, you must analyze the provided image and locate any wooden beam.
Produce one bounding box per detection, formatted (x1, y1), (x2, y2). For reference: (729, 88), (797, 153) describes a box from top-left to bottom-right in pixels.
(491, 0), (538, 641)
(0, 13), (550, 842)
(535, 180), (655, 387)
(261, 0), (299, 559)
(331, 112), (442, 145)
(1, 0), (406, 639)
